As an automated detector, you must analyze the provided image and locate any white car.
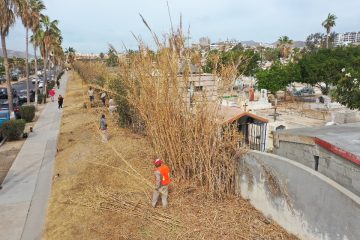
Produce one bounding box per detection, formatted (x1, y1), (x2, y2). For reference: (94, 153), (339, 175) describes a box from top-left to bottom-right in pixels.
(38, 81), (44, 88)
(31, 78), (40, 84)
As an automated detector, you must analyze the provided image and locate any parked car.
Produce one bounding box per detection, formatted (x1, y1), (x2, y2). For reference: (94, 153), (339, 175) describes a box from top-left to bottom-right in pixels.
(0, 76), (5, 84)
(0, 109), (10, 142)
(18, 89), (35, 104)
(38, 80), (44, 88)
(0, 109), (10, 128)
(293, 87), (315, 96)
(0, 98), (21, 119)
(0, 87), (18, 99)
(31, 77), (41, 84)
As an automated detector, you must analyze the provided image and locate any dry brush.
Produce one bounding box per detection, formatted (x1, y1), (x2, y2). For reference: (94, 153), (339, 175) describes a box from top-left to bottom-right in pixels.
(74, 28), (249, 197)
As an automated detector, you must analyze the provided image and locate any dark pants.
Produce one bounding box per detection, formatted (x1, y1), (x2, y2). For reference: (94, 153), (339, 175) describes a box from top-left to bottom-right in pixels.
(58, 101), (63, 109)
(101, 97), (106, 106)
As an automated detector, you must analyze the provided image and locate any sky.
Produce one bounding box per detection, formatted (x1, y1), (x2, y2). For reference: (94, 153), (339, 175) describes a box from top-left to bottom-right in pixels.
(6, 0), (360, 54)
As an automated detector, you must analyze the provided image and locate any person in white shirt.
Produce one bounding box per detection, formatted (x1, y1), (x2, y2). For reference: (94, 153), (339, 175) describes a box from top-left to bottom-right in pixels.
(108, 98), (117, 115)
(88, 87), (94, 106)
(100, 92), (106, 106)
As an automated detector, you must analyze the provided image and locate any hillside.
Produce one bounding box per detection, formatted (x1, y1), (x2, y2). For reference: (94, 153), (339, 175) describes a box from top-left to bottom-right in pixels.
(0, 48), (34, 58)
(43, 72), (299, 240)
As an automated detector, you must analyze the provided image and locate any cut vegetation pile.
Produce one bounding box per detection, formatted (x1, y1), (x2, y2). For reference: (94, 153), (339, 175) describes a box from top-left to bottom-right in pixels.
(43, 72), (298, 239)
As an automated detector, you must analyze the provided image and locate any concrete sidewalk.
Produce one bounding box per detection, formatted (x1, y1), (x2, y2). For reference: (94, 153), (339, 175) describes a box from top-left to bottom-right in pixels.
(0, 72), (69, 240)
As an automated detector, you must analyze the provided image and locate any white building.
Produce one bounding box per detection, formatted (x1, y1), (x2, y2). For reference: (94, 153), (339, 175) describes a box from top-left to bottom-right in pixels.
(335, 32), (360, 46)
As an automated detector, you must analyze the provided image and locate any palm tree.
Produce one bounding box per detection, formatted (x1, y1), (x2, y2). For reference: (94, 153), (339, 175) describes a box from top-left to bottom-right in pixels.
(322, 13), (337, 49)
(64, 47), (75, 65)
(0, 0), (17, 113)
(40, 15), (61, 100)
(18, 0), (32, 104)
(29, 0), (45, 104)
(277, 36), (293, 59)
(31, 28), (44, 103)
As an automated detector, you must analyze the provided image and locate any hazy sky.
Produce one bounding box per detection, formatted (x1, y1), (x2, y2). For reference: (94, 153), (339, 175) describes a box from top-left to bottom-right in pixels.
(7, 0), (360, 53)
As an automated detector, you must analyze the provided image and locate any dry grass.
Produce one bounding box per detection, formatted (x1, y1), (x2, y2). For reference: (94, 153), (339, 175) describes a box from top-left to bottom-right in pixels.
(43, 73), (298, 240)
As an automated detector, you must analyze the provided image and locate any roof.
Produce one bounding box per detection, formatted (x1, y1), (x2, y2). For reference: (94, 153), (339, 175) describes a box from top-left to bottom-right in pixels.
(217, 105), (269, 124)
(277, 123), (360, 164)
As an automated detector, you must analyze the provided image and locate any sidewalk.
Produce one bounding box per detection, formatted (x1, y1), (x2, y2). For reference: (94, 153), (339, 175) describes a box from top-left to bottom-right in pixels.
(0, 71), (69, 240)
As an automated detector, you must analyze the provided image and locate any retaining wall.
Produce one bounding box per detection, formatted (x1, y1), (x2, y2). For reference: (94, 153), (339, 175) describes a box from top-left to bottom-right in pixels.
(273, 138), (360, 196)
(237, 151), (360, 240)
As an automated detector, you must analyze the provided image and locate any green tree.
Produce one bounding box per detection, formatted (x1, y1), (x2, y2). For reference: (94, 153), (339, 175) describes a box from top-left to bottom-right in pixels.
(322, 13), (337, 49)
(306, 33), (325, 51)
(106, 47), (118, 67)
(298, 47), (360, 94)
(40, 15), (62, 98)
(256, 62), (298, 97)
(203, 48), (260, 76)
(334, 68), (360, 109)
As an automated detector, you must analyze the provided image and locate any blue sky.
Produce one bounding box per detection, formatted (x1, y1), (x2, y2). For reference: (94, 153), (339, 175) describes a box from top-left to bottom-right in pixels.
(7, 0), (360, 54)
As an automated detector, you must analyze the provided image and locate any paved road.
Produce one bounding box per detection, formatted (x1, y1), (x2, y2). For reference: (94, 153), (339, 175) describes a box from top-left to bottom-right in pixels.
(0, 71), (68, 240)
(12, 79), (37, 92)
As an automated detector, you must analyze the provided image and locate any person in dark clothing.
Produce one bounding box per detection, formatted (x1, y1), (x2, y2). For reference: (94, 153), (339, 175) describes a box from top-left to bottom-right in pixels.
(58, 95), (64, 109)
(56, 79), (60, 89)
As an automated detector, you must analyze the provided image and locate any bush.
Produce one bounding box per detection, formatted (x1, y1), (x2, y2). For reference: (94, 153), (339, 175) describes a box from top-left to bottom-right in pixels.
(20, 105), (35, 122)
(37, 93), (44, 104)
(1, 119), (26, 141)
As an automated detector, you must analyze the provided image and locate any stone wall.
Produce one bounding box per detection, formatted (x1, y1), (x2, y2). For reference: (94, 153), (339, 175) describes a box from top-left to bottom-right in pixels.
(238, 151), (360, 240)
(272, 135), (360, 196)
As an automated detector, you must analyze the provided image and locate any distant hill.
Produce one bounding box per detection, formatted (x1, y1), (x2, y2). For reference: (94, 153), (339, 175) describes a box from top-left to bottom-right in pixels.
(0, 48), (34, 58)
(241, 40), (261, 47)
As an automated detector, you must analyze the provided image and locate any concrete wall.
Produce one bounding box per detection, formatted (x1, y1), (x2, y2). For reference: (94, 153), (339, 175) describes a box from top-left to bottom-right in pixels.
(238, 151), (360, 240)
(273, 137), (360, 196)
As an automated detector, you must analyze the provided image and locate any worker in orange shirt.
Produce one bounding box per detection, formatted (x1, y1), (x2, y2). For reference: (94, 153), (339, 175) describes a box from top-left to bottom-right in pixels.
(152, 159), (171, 208)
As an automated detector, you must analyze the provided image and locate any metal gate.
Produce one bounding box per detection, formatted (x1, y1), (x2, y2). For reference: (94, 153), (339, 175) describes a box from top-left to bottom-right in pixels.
(238, 122), (267, 152)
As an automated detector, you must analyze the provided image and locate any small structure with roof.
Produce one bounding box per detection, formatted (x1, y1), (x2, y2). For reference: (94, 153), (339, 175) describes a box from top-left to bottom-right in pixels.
(219, 106), (269, 151)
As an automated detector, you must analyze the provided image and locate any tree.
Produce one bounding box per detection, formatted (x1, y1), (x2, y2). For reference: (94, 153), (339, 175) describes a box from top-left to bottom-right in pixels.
(256, 62), (300, 97)
(40, 15), (61, 99)
(19, 0), (32, 104)
(29, 0), (45, 104)
(65, 47), (75, 64)
(305, 33), (325, 51)
(99, 52), (104, 59)
(203, 48), (260, 76)
(277, 36), (293, 58)
(322, 13), (337, 49)
(334, 67), (360, 110)
(106, 47), (118, 67)
(260, 47), (280, 62)
(298, 47), (360, 95)
(256, 62), (299, 97)
(0, 0), (17, 113)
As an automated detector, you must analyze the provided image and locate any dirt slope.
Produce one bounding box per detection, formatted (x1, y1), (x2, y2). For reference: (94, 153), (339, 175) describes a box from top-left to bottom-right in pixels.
(43, 72), (298, 240)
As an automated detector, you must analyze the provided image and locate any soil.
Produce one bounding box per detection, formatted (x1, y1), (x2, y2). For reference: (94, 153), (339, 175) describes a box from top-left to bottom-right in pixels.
(43, 73), (299, 240)
(0, 142), (23, 185)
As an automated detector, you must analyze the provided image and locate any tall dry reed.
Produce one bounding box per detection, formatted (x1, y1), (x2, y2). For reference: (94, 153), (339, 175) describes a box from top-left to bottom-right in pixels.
(74, 23), (250, 197)
(113, 26), (248, 197)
